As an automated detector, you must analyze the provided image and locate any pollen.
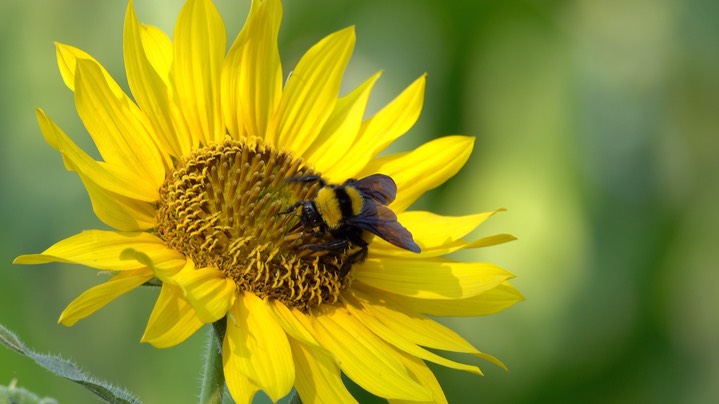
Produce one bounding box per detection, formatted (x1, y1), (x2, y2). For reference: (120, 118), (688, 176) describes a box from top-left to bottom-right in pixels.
(156, 138), (352, 312)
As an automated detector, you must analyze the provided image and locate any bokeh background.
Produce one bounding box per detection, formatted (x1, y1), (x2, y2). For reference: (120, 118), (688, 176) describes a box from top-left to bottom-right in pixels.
(2, 0), (718, 402)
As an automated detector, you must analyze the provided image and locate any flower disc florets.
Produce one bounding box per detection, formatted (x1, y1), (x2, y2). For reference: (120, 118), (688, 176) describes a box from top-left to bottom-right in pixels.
(156, 137), (351, 312)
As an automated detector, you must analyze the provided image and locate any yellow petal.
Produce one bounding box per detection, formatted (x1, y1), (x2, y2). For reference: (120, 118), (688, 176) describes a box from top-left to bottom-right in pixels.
(268, 27), (355, 154)
(225, 293), (295, 401)
(331, 75), (425, 180)
(223, 347), (260, 404)
(305, 72), (382, 179)
(355, 289), (508, 370)
(120, 249), (189, 284)
(402, 210), (502, 247)
(289, 338), (357, 404)
(59, 268), (154, 326)
(36, 108), (156, 203)
(123, 0), (183, 160)
(14, 230), (183, 270)
(172, 265), (236, 323)
(311, 306), (431, 401)
(139, 24), (172, 82)
(55, 43), (123, 96)
(359, 136), (474, 213)
(344, 295), (483, 375)
(267, 300), (327, 354)
(354, 257), (514, 300)
(171, 0), (226, 146)
(222, 0), (282, 139)
(76, 172), (157, 231)
(141, 284), (205, 348)
(389, 348), (448, 404)
(74, 58), (165, 196)
(465, 233), (518, 249)
(386, 281), (524, 317)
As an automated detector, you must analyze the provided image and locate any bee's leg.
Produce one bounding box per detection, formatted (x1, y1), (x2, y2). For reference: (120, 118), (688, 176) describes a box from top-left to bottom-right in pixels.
(279, 200), (305, 216)
(285, 175), (326, 187)
(300, 238), (349, 252)
(340, 245), (368, 277)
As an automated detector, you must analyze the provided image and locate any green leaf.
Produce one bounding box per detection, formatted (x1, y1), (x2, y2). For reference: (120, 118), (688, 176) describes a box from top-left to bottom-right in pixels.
(0, 380), (58, 404)
(0, 323), (141, 404)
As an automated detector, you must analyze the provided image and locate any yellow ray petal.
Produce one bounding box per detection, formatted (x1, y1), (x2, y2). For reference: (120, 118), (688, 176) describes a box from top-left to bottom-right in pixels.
(359, 135), (474, 213)
(119, 248), (189, 285)
(267, 300), (327, 353)
(222, 0), (282, 139)
(225, 293), (295, 401)
(331, 75), (425, 180)
(59, 268), (154, 326)
(310, 306), (431, 401)
(56, 42), (167, 172)
(354, 257), (514, 300)
(383, 281), (524, 317)
(268, 27), (355, 154)
(74, 58), (165, 195)
(289, 338), (357, 404)
(354, 289), (507, 370)
(172, 265), (236, 323)
(76, 171), (157, 231)
(344, 295), (483, 375)
(36, 108), (157, 203)
(171, 0), (226, 146)
(55, 43), (123, 96)
(14, 230), (184, 270)
(305, 72), (382, 179)
(123, 0), (184, 160)
(141, 284), (205, 348)
(222, 346), (260, 404)
(372, 234), (518, 259)
(138, 25), (172, 82)
(389, 348), (448, 404)
(400, 210), (503, 247)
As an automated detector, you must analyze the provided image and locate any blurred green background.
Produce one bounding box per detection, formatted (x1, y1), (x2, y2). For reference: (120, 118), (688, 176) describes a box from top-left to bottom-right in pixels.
(2, 0), (718, 402)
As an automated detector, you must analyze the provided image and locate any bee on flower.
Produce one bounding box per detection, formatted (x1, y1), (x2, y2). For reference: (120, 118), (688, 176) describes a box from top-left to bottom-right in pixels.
(15, 0), (522, 402)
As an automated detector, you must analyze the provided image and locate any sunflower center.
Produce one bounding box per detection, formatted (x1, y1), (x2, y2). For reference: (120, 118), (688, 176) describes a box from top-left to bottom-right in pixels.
(156, 137), (352, 312)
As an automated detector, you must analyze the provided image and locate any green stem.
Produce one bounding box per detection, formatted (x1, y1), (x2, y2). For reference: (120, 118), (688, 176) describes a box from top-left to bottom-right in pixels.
(200, 319), (226, 404)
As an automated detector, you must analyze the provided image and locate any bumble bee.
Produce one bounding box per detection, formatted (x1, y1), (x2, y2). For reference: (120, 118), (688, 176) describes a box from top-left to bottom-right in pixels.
(281, 173), (420, 276)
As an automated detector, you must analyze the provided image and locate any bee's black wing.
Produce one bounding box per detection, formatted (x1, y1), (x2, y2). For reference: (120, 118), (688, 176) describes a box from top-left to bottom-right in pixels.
(350, 174), (397, 205)
(347, 201), (421, 253)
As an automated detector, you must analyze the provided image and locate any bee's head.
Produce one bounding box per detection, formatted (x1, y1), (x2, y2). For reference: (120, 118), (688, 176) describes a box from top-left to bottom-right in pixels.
(301, 200), (324, 228)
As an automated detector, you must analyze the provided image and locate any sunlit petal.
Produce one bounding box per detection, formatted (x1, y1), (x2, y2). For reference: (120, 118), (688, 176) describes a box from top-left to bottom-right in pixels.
(171, 0), (226, 146)
(331, 75), (425, 180)
(172, 265), (236, 323)
(123, 0), (183, 160)
(59, 268), (154, 326)
(268, 27), (355, 154)
(222, 0), (282, 139)
(74, 58), (165, 195)
(384, 281), (524, 317)
(306, 72), (382, 180)
(344, 295), (483, 375)
(354, 257), (514, 300)
(359, 135), (474, 212)
(14, 230), (183, 270)
(310, 306), (431, 401)
(225, 293), (295, 401)
(290, 338), (357, 404)
(36, 108), (156, 203)
(141, 284), (205, 348)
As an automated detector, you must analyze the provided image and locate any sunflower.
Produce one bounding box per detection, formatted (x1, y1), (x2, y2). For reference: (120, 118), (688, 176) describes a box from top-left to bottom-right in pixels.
(15, 0), (522, 402)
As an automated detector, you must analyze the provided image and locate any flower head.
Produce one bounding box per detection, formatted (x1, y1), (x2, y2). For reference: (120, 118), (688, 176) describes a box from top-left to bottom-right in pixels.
(16, 0), (522, 401)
